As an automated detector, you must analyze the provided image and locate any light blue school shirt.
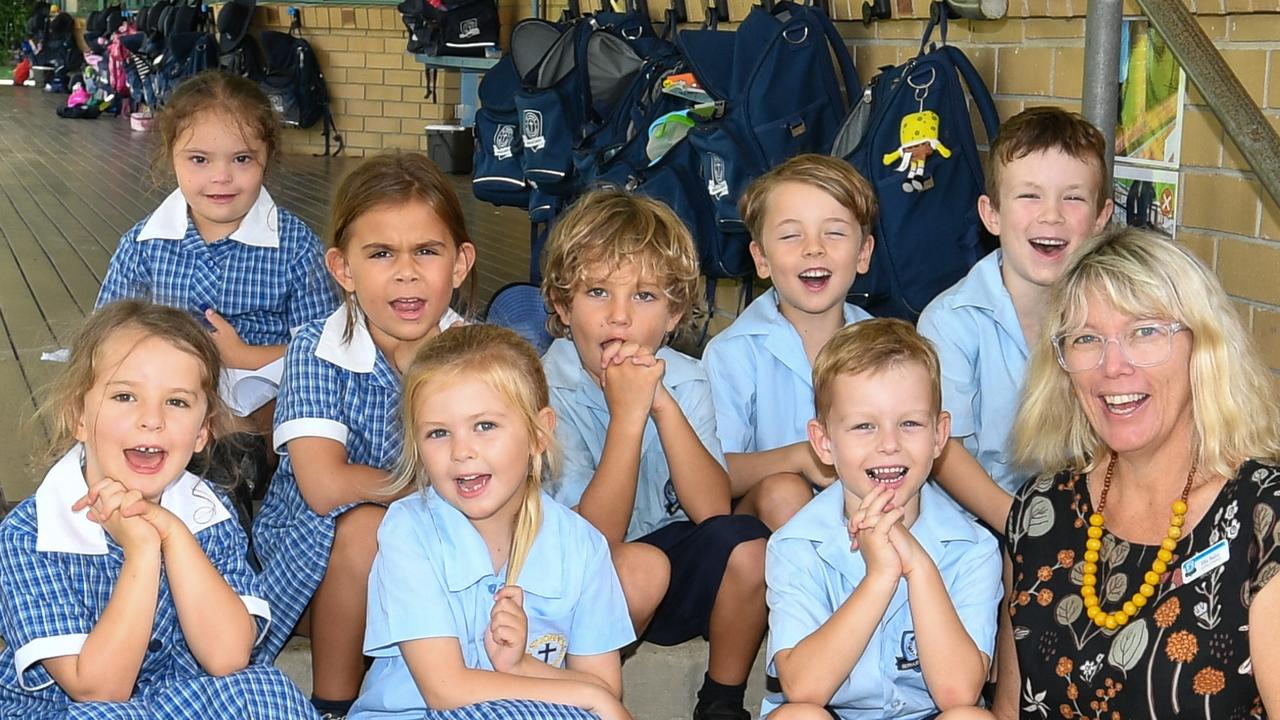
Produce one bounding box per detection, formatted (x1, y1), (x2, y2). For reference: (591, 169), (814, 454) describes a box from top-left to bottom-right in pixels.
(351, 489), (634, 720)
(762, 482), (1001, 720)
(542, 338), (724, 541)
(916, 250), (1032, 497)
(702, 288), (873, 454)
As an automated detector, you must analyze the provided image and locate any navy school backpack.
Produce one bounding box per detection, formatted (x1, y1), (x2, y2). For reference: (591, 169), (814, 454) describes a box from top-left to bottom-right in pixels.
(512, 2), (668, 197)
(154, 31), (217, 104)
(398, 0), (500, 57)
(571, 10), (686, 195)
(832, 9), (998, 320)
(258, 29), (328, 129)
(472, 18), (563, 209)
(621, 0), (859, 279)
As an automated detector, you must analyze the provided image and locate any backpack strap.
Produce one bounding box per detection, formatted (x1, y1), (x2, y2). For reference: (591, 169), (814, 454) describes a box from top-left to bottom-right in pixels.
(919, 2), (948, 53)
(941, 44), (999, 144)
(812, 4), (859, 104)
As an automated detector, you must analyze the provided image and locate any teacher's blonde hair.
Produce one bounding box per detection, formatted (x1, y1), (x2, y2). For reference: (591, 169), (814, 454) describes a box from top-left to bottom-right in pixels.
(1012, 226), (1280, 479)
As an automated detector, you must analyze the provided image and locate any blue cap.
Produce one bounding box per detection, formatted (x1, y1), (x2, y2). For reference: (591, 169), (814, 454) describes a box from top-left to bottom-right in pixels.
(486, 283), (553, 354)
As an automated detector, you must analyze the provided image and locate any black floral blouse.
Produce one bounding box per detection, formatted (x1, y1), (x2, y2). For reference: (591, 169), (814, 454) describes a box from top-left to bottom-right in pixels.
(1006, 460), (1280, 720)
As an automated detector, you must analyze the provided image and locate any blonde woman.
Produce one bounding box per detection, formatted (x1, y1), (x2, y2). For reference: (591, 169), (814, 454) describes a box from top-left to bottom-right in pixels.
(995, 227), (1280, 719)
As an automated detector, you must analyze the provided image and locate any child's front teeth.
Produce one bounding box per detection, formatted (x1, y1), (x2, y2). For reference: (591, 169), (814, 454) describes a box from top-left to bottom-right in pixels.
(865, 466), (907, 483)
(134, 447), (163, 454)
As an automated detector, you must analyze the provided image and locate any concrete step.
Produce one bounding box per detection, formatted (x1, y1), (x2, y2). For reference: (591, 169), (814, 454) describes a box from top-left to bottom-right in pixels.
(277, 637), (769, 720)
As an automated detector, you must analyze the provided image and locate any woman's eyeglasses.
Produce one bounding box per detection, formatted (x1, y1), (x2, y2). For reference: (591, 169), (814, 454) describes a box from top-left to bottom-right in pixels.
(1052, 321), (1187, 373)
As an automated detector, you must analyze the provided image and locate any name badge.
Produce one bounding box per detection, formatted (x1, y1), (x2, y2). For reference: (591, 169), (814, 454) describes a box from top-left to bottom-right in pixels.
(1181, 539), (1230, 584)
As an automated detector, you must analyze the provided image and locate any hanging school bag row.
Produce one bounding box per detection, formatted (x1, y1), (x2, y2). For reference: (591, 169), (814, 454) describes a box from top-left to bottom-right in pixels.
(831, 9), (998, 320)
(472, 5), (670, 210)
(625, 0), (860, 279)
(472, 17), (563, 209)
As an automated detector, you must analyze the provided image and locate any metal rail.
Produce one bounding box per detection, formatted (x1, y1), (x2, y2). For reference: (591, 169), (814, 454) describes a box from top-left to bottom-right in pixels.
(1081, 0), (1123, 173)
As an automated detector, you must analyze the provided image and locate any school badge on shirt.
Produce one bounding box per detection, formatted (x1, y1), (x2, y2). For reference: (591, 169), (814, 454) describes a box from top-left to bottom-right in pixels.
(528, 632), (568, 668)
(895, 631), (921, 672)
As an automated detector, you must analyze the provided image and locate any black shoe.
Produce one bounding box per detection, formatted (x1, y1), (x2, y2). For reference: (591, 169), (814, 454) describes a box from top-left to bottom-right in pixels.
(693, 699), (750, 720)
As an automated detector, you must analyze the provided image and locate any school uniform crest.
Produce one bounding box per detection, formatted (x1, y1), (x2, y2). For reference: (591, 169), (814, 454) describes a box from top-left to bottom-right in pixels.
(895, 630), (920, 672)
(493, 124), (516, 160)
(527, 632), (568, 668)
(522, 110), (546, 152)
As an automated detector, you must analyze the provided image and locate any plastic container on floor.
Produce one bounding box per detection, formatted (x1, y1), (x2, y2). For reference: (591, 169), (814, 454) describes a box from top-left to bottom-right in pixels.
(130, 111), (153, 132)
(31, 66), (54, 86)
(425, 124), (474, 174)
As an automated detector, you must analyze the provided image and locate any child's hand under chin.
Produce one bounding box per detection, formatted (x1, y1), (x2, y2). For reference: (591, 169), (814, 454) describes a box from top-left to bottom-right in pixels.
(601, 341), (667, 419)
(73, 478), (162, 554)
(847, 485), (904, 582)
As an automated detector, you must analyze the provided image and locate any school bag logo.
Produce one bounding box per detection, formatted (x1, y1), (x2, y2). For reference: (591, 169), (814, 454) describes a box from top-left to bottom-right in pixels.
(522, 109), (546, 152)
(527, 632), (568, 668)
(459, 18), (480, 39)
(493, 124), (515, 160)
(895, 630), (920, 672)
(706, 153), (729, 200)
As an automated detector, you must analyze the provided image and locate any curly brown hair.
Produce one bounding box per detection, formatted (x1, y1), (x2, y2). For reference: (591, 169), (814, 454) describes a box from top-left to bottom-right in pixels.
(540, 190), (701, 338)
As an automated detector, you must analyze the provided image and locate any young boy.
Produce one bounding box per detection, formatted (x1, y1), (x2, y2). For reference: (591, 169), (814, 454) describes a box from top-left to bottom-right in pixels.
(701, 154), (877, 531)
(540, 190), (770, 720)
(916, 107), (1114, 531)
(763, 319), (1001, 720)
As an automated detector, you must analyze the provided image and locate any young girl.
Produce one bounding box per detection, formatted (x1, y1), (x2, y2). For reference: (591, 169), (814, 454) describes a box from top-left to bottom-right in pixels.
(0, 300), (316, 719)
(97, 70), (337, 377)
(349, 324), (634, 720)
(253, 152), (478, 719)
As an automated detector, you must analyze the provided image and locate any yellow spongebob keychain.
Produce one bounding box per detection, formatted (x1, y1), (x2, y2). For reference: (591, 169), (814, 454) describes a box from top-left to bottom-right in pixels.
(882, 68), (950, 193)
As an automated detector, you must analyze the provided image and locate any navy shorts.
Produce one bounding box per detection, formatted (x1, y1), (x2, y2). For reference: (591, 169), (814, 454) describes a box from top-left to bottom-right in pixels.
(634, 514), (770, 646)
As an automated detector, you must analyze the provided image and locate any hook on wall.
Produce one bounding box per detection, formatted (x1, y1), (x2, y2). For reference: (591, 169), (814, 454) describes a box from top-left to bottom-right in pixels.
(861, 0), (889, 26)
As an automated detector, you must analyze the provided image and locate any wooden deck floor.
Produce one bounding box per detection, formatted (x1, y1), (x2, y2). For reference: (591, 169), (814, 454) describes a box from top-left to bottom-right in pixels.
(0, 85), (533, 506)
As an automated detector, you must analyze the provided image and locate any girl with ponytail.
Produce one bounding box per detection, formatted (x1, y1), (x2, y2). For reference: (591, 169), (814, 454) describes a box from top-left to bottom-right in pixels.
(349, 324), (635, 720)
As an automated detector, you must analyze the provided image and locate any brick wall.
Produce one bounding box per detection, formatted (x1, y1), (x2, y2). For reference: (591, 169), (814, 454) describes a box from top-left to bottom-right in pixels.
(249, 1), (529, 157)
(261, 0), (1279, 371)
(826, 0), (1280, 372)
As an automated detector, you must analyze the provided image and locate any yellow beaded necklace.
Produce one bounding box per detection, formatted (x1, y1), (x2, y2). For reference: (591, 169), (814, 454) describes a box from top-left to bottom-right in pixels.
(1080, 452), (1196, 630)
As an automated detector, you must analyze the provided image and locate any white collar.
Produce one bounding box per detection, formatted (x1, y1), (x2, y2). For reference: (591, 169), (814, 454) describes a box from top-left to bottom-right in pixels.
(315, 302), (465, 373)
(34, 445), (233, 555)
(137, 187), (281, 247)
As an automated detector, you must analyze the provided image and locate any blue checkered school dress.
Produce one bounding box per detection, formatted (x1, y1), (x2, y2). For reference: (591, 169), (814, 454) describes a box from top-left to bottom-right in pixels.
(419, 700), (597, 720)
(251, 313), (406, 660)
(96, 190), (337, 345)
(0, 494), (317, 719)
